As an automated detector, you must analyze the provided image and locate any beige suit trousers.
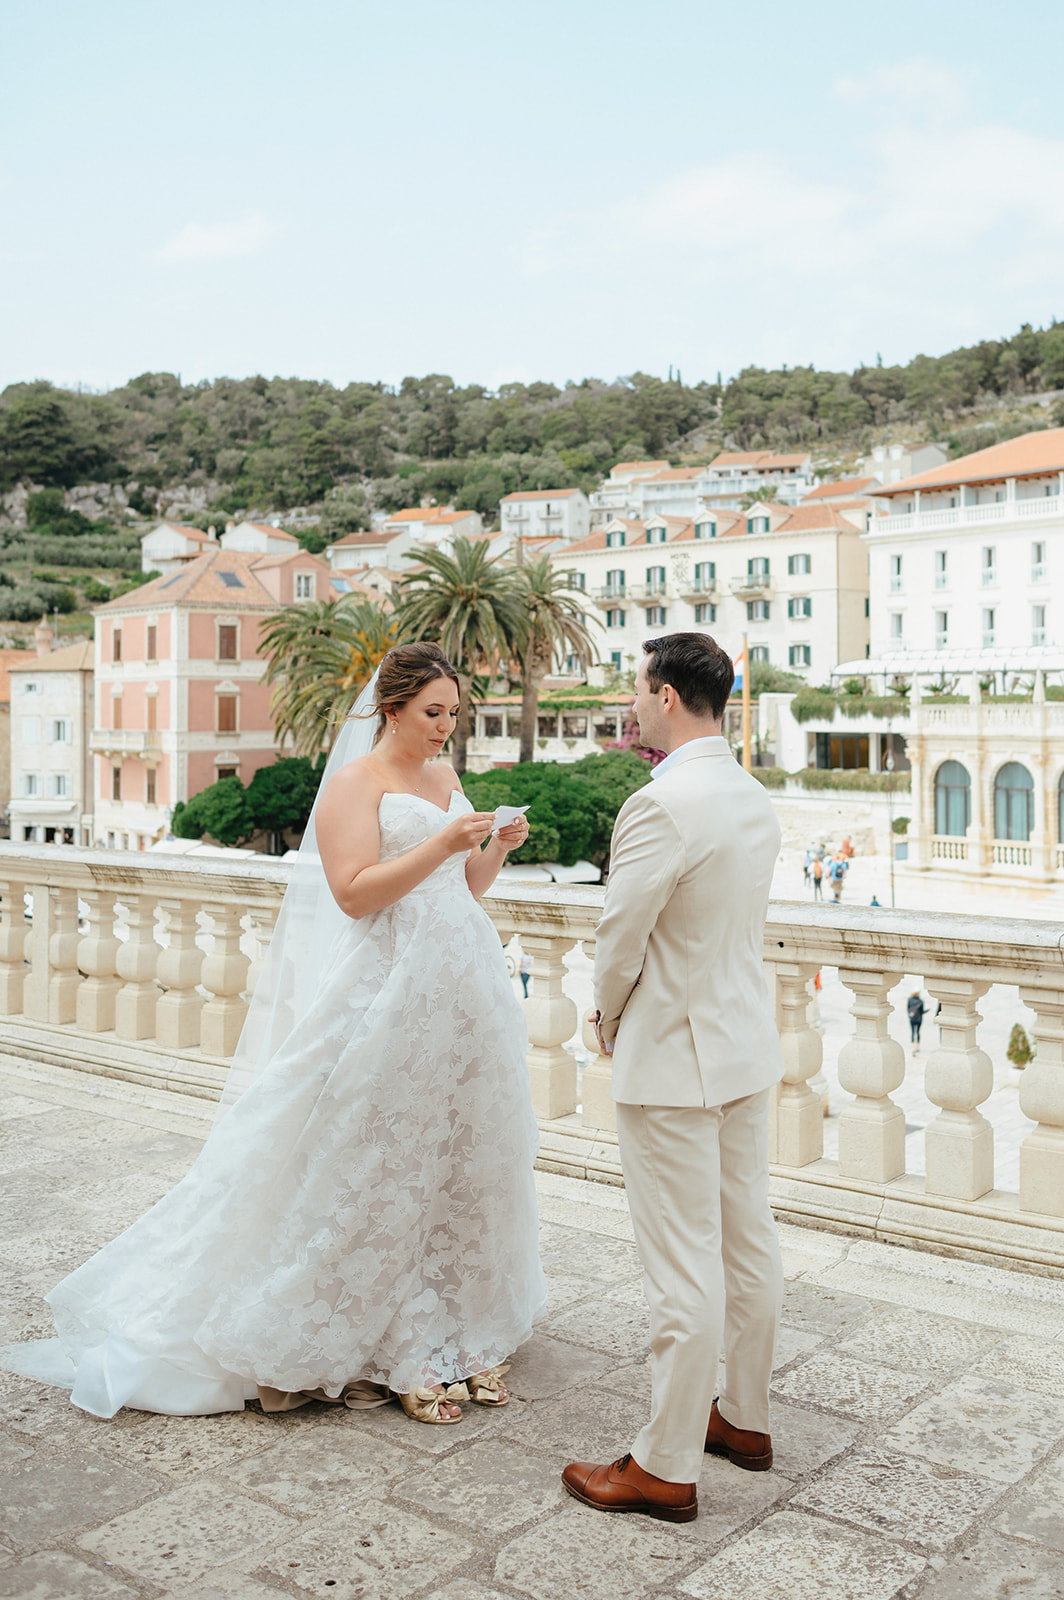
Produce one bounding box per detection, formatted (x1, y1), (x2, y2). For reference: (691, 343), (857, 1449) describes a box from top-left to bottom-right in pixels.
(616, 1090), (783, 1484)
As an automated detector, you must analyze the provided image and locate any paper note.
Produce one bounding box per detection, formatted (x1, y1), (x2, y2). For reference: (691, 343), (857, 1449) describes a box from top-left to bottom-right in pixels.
(492, 804), (530, 834)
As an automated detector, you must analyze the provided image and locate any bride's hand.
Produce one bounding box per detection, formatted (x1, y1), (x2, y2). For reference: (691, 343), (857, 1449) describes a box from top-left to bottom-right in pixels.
(495, 816), (530, 852)
(443, 811), (496, 854)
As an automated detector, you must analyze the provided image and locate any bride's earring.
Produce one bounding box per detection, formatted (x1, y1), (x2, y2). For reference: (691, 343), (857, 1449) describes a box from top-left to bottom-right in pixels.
(390, 721), (398, 735)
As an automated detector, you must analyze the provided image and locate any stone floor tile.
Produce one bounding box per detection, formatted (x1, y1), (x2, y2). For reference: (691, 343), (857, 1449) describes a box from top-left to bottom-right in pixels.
(395, 1438), (564, 1531)
(972, 1335), (1064, 1399)
(772, 1326), (824, 1372)
(224, 1427), (413, 1513)
(882, 1376), (1064, 1484)
(533, 1195), (636, 1243)
(422, 1587), (516, 1600)
(0, 1381), (146, 1451)
(0, 1431), (34, 1473)
(780, 1280), (880, 1338)
(791, 1446), (1003, 1550)
(78, 1478), (301, 1587)
(772, 1349), (932, 1422)
(766, 1400), (862, 1479)
(836, 1308), (1004, 1373)
(808, 1259), (1064, 1340)
(504, 1332), (617, 1402)
(542, 1272), (594, 1315)
(542, 1287), (650, 1360)
(0, 1277), (55, 1343)
(94, 1405), (304, 1479)
(539, 1233), (640, 1281)
(676, 1454), (791, 1545)
(166, 1575), (291, 1600)
(0, 1550), (142, 1599)
(915, 1530), (1064, 1599)
(0, 1449), (157, 1550)
(676, 1509), (927, 1600)
(319, 1391), (529, 1455)
(250, 1503), (476, 1600)
(495, 1502), (692, 1599)
(507, 1378), (649, 1464)
(992, 1450), (1064, 1551)
(0, 1093), (54, 1122)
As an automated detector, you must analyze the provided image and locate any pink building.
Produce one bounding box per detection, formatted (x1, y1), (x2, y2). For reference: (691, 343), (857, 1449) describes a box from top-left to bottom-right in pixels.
(91, 547), (339, 849)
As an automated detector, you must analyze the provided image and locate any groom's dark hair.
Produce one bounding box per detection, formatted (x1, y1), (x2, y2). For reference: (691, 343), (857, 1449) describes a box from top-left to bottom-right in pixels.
(642, 633), (734, 720)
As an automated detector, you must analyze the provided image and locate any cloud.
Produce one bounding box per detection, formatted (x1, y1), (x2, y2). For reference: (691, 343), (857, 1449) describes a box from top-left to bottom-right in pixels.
(151, 214), (278, 263)
(520, 73), (1064, 367)
(834, 58), (973, 122)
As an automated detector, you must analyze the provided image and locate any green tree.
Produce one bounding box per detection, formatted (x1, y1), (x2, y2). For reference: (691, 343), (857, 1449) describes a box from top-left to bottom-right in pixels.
(172, 777), (254, 846)
(513, 557), (600, 764)
(393, 538), (523, 774)
(246, 756), (325, 847)
(259, 595), (402, 758)
(1006, 1023), (1035, 1069)
(463, 751), (652, 867)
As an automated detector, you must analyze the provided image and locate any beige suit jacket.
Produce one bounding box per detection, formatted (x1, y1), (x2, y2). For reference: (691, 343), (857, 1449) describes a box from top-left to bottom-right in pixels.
(594, 737), (784, 1108)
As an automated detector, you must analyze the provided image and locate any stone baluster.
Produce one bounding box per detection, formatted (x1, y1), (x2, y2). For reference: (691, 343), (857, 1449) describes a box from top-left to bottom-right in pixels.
(522, 931), (577, 1121)
(835, 966), (906, 1182)
(76, 888), (120, 1032)
(771, 960), (823, 1166)
(244, 904), (279, 999)
(0, 877), (29, 1014)
(922, 976), (994, 1199)
(24, 884), (80, 1024)
(155, 898), (205, 1049)
(1017, 983), (1064, 1217)
(200, 901), (251, 1057)
(578, 935), (615, 1134)
(114, 895), (161, 1041)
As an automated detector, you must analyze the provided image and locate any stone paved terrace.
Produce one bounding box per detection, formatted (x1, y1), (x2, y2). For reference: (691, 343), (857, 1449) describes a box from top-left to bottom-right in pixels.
(2, 1072), (1064, 1600)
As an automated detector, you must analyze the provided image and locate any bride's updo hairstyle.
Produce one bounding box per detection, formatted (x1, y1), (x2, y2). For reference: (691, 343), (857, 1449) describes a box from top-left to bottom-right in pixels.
(371, 642), (461, 742)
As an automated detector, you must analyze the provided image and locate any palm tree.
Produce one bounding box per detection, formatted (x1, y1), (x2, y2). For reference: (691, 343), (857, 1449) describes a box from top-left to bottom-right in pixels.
(393, 538), (523, 774)
(513, 558), (600, 764)
(259, 594), (402, 757)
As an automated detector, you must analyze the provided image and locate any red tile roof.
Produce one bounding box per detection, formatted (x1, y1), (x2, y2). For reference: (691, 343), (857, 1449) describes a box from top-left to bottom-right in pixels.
(801, 476), (878, 500)
(9, 641), (94, 674)
(328, 528), (406, 548)
(0, 648), (38, 701)
(242, 522), (299, 543)
(879, 428), (1064, 495)
(501, 488), (581, 501)
(96, 550), (280, 611)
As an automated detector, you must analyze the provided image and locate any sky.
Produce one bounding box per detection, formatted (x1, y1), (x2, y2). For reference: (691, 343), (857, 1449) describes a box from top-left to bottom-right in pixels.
(3, 0), (1064, 395)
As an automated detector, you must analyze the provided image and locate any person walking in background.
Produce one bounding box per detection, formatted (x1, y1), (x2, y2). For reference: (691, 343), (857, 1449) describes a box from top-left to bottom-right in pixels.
(519, 949), (533, 999)
(830, 852), (848, 902)
(812, 856), (824, 900)
(803, 847), (813, 886)
(908, 991), (926, 1052)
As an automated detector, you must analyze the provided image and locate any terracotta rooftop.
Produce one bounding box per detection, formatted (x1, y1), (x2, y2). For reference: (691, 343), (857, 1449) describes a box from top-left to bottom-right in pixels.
(501, 488), (581, 501)
(95, 550), (280, 611)
(328, 528), (406, 549)
(610, 459), (669, 476)
(773, 504), (868, 533)
(640, 468), (703, 483)
(880, 428), (1064, 495)
(9, 641), (94, 674)
(147, 523), (214, 541)
(801, 476), (879, 500)
(709, 451), (810, 470)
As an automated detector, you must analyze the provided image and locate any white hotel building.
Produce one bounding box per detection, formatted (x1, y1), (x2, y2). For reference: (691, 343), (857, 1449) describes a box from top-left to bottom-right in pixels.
(554, 502), (869, 686)
(820, 427), (1064, 892)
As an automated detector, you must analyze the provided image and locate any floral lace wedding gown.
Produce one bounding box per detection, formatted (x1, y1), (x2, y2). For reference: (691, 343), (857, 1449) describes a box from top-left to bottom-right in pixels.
(7, 791), (546, 1417)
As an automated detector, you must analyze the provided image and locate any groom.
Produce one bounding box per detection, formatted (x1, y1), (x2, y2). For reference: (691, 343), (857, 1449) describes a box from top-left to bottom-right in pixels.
(563, 632), (784, 1523)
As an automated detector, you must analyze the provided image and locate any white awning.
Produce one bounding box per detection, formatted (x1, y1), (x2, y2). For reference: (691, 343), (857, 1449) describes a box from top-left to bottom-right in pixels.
(833, 647), (1064, 678)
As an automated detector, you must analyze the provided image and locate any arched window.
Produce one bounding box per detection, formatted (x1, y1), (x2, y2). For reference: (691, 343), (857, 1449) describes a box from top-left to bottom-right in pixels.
(934, 760), (971, 837)
(994, 762), (1034, 841)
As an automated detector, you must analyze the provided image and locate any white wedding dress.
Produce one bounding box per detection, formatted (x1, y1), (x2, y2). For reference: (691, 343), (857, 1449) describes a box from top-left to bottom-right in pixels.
(5, 791), (546, 1417)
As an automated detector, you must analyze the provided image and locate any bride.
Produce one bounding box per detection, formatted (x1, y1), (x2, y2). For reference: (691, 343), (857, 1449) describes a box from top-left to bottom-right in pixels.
(3, 642), (546, 1425)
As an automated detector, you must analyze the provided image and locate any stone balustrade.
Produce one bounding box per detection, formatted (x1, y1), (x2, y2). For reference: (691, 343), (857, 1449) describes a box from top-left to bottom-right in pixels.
(1, 843), (1063, 1273)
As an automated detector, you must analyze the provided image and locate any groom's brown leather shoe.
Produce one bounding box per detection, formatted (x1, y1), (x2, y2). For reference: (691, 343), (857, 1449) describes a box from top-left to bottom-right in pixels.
(561, 1453), (697, 1522)
(704, 1399), (773, 1471)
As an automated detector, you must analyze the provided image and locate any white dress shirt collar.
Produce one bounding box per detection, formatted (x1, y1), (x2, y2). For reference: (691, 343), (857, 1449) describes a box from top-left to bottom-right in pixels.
(651, 735), (731, 780)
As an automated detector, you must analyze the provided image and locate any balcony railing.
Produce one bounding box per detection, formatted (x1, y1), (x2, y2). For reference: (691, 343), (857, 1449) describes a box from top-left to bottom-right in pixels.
(624, 582), (668, 600)
(89, 729), (163, 757)
(729, 575), (772, 599)
(677, 578), (720, 600)
(1, 845), (1063, 1270)
(930, 836), (967, 861)
(873, 495), (1062, 535)
(590, 587), (626, 607)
